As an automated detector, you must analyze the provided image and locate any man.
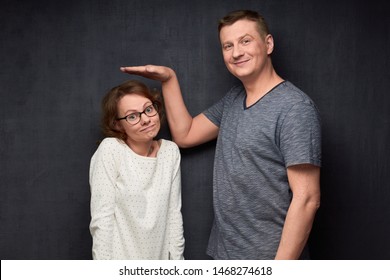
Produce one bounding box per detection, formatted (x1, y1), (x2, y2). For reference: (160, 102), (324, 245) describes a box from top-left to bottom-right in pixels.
(121, 9), (321, 260)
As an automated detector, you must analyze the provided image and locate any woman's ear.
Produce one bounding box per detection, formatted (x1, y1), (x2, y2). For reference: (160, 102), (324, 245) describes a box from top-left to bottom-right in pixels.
(114, 120), (123, 132)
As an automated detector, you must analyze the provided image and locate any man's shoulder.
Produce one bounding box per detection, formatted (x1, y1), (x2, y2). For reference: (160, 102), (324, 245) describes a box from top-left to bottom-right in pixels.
(280, 81), (312, 102)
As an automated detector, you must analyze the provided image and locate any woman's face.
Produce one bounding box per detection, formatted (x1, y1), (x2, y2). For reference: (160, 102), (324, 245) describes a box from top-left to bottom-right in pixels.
(116, 94), (160, 145)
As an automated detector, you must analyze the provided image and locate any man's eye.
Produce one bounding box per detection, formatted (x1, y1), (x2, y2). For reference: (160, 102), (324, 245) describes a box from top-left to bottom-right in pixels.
(223, 44), (232, 51)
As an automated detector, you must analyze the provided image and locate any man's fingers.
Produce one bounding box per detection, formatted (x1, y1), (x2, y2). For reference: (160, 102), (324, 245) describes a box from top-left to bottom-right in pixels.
(119, 65), (170, 82)
(120, 65), (159, 75)
(120, 66), (146, 73)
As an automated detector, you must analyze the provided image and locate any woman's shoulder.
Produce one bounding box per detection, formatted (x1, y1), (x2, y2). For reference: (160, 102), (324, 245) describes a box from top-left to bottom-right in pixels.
(96, 137), (126, 153)
(159, 139), (180, 158)
(160, 139), (179, 150)
(91, 138), (127, 164)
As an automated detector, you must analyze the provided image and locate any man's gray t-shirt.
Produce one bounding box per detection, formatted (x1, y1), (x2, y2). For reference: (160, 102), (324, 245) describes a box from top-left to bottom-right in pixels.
(203, 81), (321, 259)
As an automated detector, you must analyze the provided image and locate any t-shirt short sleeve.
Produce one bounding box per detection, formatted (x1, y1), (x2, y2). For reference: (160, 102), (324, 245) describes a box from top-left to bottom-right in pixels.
(203, 85), (242, 128)
(280, 101), (322, 167)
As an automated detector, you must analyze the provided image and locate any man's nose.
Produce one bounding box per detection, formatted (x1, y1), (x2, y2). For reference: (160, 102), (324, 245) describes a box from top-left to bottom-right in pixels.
(232, 45), (244, 58)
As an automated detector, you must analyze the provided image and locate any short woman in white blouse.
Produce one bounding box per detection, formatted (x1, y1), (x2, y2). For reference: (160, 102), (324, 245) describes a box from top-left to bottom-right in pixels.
(89, 80), (185, 259)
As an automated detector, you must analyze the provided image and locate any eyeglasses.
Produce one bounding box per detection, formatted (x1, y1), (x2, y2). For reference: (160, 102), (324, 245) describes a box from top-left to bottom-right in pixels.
(116, 103), (159, 125)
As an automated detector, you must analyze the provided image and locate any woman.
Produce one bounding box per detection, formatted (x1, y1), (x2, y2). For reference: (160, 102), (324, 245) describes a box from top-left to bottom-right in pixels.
(89, 80), (184, 259)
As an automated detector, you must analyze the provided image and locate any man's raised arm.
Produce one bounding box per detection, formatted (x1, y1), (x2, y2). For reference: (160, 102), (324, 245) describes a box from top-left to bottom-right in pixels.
(120, 65), (218, 147)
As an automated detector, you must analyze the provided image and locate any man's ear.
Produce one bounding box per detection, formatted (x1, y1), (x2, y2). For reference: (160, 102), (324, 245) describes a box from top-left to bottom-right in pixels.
(265, 34), (274, 55)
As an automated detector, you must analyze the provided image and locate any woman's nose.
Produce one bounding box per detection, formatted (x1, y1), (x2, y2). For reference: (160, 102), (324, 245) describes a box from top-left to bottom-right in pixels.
(140, 113), (151, 125)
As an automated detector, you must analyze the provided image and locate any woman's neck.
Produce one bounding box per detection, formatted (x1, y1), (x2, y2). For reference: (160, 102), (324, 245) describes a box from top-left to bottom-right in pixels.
(126, 140), (155, 157)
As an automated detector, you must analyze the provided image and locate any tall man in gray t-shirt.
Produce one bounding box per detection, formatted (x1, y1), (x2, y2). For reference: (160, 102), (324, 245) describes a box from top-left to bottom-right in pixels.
(121, 9), (321, 259)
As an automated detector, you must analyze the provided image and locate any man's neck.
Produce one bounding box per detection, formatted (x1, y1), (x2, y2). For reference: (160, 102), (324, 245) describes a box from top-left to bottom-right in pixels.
(242, 67), (284, 106)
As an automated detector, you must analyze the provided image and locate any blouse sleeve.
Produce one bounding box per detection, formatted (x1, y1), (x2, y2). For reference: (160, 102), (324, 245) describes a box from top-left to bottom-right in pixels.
(168, 147), (185, 260)
(89, 139), (119, 259)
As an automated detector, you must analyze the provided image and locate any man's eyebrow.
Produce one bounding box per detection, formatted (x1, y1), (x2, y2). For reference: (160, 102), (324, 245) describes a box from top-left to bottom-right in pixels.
(222, 33), (253, 45)
(239, 33), (253, 40)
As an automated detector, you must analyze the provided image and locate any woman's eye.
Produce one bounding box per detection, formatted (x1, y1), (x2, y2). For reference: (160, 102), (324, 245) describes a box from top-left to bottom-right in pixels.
(145, 106), (153, 113)
(127, 114), (137, 120)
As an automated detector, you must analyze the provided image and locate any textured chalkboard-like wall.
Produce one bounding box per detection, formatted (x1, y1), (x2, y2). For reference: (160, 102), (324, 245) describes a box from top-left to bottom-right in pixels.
(1, 0), (389, 259)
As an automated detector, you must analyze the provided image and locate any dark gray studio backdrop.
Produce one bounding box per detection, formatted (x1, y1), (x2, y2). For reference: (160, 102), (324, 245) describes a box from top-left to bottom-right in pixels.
(1, 0), (389, 260)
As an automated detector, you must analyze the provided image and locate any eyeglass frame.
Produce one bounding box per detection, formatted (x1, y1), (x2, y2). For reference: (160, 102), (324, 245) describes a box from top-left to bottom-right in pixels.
(116, 102), (159, 125)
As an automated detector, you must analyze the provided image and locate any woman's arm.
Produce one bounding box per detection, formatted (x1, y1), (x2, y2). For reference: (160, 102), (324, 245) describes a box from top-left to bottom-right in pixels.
(167, 148), (185, 259)
(89, 139), (118, 259)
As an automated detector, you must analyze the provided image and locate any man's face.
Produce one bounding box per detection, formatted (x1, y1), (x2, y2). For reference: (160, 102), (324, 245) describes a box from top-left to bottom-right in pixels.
(219, 19), (273, 82)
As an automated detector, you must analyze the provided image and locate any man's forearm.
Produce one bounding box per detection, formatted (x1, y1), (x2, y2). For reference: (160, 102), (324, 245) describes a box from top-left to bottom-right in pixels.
(160, 70), (194, 145)
(274, 199), (319, 259)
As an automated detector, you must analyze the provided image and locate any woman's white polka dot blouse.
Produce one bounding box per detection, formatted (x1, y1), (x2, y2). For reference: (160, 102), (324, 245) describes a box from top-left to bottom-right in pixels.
(89, 138), (184, 259)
